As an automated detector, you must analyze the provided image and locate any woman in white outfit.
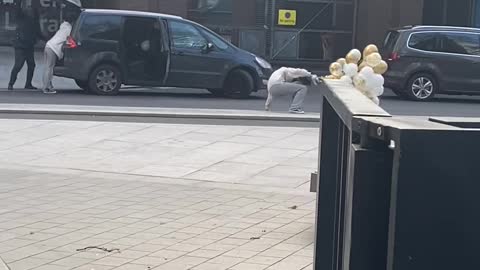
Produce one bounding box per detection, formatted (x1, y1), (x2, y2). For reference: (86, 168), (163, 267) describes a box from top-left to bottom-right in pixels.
(265, 67), (318, 114)
(42, 17), (73, 94)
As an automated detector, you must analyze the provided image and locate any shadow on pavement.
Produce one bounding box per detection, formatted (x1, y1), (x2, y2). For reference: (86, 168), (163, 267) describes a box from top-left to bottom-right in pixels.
(382, 92), (480, 104)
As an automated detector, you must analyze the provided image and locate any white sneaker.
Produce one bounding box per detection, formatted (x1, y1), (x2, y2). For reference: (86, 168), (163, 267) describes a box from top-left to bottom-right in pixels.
(289, 109), (305, 114)
(42, 89), (57, 94)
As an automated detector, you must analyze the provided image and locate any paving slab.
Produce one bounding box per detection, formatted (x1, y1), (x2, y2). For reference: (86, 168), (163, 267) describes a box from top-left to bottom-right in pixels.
(0, 118), (318, 269)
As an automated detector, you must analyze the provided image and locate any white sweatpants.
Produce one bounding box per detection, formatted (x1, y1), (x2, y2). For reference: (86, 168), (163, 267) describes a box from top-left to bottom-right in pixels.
(42, 47), (57, 91)
(265, 82), (308, 111)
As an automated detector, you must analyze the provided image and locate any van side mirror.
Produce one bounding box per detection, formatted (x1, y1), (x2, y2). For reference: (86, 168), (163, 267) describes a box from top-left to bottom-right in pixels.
(203, 43), (214, 53)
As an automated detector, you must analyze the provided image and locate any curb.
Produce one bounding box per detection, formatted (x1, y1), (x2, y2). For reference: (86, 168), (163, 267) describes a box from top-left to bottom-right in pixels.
(0, 104), (321, 122)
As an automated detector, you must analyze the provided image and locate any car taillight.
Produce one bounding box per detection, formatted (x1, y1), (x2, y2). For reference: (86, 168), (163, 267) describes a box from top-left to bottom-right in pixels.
(66, 36), (77, 49)
(388, 52), (400, 61)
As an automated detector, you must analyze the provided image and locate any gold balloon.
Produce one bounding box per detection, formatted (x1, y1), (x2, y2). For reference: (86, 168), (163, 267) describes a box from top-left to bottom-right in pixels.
(336, 58), (347, 67)
(363, 44), (379, 58)
(353, 74), (367, 91)
(373, 60), (388, 75)
(358, 61), (368, 71)
(325, 74), (340, 80)
(329, 62), (344, 78)
(346, 49), (362, 64)
(346, 53), (359, 64)
(366, 52), (382, 67)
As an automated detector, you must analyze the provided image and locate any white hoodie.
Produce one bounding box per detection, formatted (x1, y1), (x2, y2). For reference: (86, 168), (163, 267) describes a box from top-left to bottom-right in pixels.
(46, 21), (72, 59)
(267, 67), (312, 90)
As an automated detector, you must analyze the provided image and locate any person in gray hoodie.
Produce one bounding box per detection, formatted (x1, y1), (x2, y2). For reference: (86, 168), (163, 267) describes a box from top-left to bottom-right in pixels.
(265, 67), (319, 114)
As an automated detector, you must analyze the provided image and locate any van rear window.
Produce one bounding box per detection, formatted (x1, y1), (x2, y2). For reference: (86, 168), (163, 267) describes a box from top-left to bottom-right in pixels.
(383, 31), (399, 52)
(79, 15), (122, 41)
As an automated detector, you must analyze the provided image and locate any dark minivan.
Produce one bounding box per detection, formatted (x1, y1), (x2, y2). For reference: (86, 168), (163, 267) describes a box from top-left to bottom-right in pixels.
(54, 9), (272, 98)
(383, 25), (480, 101)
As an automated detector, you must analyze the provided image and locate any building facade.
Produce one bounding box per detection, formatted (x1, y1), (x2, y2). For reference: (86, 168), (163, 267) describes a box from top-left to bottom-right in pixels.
(2, 0), (480, 64)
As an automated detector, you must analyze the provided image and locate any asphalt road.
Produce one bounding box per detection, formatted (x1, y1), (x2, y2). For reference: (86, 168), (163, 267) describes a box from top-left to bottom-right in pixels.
(2, 47), (480, 118)
(1, 86), (480, 117)
(0, 87), (322, 113)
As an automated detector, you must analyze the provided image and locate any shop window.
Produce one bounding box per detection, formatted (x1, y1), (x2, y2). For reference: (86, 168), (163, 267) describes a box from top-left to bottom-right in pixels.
(332, 34), (353, 61)
(446, 0), (473, 26)
(335, 3), (354, 31)
(273, 31), (298, 59)
(423, 0), (473, 27)
(299, 32), (323, 59)
(423, 0), (445, 25)
(194, 0), (232, 12)
(475, 0), (480, 27)
(276, 2), (334, 30)
(239, 29), (266, 57)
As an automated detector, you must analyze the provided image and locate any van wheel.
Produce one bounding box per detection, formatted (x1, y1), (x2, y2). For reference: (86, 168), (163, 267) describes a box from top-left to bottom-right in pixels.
(406, 73), (436, 101)
(75, 80), (89, 92)
(224, 69), (254, 99)
(88, 64), (122, 96)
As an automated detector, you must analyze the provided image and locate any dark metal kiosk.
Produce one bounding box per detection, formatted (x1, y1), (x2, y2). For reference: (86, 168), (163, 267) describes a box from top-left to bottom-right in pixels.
(314, 80), (480, 270)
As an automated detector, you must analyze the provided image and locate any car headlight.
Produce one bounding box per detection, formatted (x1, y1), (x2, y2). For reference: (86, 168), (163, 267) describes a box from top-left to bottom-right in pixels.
(255, 57), (272, 69)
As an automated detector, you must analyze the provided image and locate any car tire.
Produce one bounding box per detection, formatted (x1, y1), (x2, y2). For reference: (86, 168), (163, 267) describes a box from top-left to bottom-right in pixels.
(406, 73), (436, 101)
(208, 88), (225, 96)
(224, 69), (254, 99)
(75, 80), (90, 92)
(88, 64), (122, 96)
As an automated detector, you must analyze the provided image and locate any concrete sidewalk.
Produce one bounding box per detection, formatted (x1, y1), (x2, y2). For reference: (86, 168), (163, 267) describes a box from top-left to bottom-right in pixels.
(0, 118), (318, 269)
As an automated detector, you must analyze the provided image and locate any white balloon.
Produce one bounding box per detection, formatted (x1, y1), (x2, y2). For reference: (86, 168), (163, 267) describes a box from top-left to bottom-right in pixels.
(377, 74), (385, 86)
(373, 86), (385, 96)
(364, 89), (379, 101)
(340, 75), (353, 84)
(360, 66), (374, 77)
(353, 73), (367, 92)
(364, 74), (383, 91)
(350, 49), (362, 61)
(343, 63), (358, 77)
(371, 96), (380, 105)
(372, 74), (385, 88)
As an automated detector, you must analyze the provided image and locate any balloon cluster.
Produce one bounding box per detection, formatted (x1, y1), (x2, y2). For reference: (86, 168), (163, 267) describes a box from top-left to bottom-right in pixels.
(325, 44), (388, 105)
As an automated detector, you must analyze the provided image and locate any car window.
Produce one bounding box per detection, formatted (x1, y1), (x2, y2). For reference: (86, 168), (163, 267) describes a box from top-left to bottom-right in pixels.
(439, 32), (480, 56)
(169, 21), (207, 50)
(79, 15), (122, 41)
(383, 31), (399, 52)
(199, 27), (230, 50)
(408, 32), (439, 52)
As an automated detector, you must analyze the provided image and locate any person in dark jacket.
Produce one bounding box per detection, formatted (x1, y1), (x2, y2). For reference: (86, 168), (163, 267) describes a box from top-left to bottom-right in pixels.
(8, 7), (39, 90)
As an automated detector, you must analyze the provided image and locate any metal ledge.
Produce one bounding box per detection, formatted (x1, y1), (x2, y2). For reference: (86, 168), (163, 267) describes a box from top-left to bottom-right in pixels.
(322, 80), (391, 129)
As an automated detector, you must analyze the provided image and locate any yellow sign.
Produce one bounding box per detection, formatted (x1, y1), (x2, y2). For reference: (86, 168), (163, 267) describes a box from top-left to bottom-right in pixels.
(278, 9), (297, 26)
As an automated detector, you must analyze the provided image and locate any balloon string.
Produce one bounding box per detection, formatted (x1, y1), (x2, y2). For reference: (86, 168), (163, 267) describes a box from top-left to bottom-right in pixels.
(272, 3), (333, 60)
